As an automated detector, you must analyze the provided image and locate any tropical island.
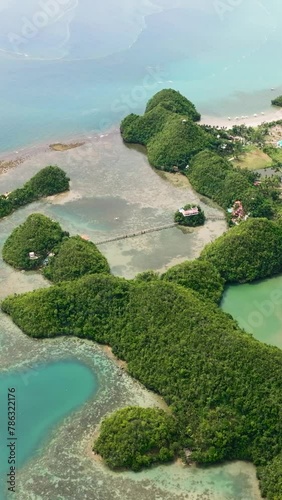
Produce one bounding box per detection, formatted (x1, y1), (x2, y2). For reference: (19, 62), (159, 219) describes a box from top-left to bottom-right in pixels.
(2, 90), (282, 499)
(2, 213), (109, 279)
(174, 204), (205, 227)
(0, 165), (70, 219)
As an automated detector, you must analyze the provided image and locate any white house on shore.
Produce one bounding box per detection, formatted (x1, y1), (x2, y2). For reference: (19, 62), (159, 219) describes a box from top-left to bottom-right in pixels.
(179, 207), (199, 217)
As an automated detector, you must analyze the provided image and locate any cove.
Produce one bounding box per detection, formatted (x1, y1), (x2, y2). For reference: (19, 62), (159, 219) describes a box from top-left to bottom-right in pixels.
(0, 359), (97, 493)
(221, 274), (282, 349)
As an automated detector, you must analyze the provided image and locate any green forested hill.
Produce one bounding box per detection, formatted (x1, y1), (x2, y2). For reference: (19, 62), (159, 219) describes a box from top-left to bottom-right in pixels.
(43, 236), (110, 282)
(161, 259), (225, 303)
(201, 217), (282, 283)
(94, 407), (178, 471)
(0, 165), (70, 219)
(2, 214), (66, 270)
(2, 275), (282, 486)
(120, 89), (214, 171)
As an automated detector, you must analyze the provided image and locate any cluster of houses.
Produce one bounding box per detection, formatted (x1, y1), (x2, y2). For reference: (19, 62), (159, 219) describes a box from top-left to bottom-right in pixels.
(227, 200), (248, 225)
(29, 251), (55, 264)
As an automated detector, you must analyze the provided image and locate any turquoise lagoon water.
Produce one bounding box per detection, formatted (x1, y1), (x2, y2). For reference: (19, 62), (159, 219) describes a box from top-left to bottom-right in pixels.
(0, 360), (97, 490)
(1, 0), (282, 152)
(222, 275), (282, 349)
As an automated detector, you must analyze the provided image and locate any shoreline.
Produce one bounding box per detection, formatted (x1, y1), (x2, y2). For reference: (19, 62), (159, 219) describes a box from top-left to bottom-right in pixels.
(201, 106), (282, 129)
(0, 103), (282, 175)
(0, 127), (119, 175)
(1, 105), (282, 175)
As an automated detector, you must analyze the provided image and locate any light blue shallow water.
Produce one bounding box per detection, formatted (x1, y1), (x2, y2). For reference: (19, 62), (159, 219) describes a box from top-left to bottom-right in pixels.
(0, 0), (282, 152)
(0, 359), (97, 496)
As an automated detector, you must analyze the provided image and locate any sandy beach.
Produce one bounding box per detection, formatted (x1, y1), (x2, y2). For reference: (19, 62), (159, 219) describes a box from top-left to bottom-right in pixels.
(1, 106), (282, 177)
(1, 104), (282, 176)
(201, 106), (282, 129)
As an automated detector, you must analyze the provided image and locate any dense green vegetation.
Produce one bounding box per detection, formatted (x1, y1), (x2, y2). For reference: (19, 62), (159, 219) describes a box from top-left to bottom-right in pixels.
(94, 407), (178, 471)
(2, 214), (110, 281)
(161, 260), (225, 304)
(43, 236), (110, 283)
(264, 145), (282, 168)
(201, 217), (282, 283)
(271, 95), (282, 107)
(2, 274), (282, 492)
(120, 105), (172, 145)
(258, 455), (282, 499)
(145, 89), (201, 121)
(2, 214), (66, 270)
(174, 204), (205, 227)
(121, 89), (275, 174)
(121, 91), (282, 225)
(134, 270), (160, 283)
(121, 89), (217, 171)
(147, 115), (211, 170)
(0, 166), (70, 218)
(187, 150), (279, 220)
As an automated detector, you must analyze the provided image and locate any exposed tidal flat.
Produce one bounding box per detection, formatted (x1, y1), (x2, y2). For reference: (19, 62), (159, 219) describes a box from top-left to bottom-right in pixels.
(0, 132), (226, 278)
(0, 327), (262, 500)
(0, 133), (264, 498)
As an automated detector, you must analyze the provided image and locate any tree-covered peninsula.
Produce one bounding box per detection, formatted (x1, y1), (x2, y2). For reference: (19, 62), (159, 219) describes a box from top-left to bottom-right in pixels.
(2, 271), (282, 497)
(121, 90), (282, 226)
(94, 407), (178, 471)
(120, 89), (214, 170)
(0, 165), (70, 219)
(201, 217), (282, 283)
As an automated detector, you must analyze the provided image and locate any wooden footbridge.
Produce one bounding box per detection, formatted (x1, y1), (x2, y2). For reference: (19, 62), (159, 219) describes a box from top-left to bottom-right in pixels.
(96, 215), (226, 246)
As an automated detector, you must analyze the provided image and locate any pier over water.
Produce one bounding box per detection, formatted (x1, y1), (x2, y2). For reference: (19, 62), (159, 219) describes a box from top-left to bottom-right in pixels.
(96, 215), (226, 245)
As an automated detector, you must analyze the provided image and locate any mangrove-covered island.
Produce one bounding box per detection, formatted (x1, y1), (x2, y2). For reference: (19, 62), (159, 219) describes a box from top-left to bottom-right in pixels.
(3, 90), (282, 499)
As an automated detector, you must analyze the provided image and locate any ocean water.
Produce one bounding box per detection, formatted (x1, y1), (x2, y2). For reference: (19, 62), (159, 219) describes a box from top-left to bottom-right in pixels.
(1, 0), (282, 152)
(0, 359), (97, 498)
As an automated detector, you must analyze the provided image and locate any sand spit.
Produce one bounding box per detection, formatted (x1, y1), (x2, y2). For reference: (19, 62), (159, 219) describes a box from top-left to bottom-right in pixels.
(49, 142), (85, 152)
